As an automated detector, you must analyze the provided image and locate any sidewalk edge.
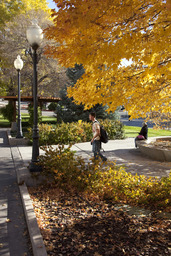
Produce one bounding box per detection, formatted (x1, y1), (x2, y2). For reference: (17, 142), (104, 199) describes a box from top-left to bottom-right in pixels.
(10, 143), (48, 256)
(19, 183), (47, 256)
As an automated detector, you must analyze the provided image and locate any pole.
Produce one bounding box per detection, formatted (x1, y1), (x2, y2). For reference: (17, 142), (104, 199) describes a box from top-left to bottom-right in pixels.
(30, 49), (41, 172)
(16, 70), (23, 138)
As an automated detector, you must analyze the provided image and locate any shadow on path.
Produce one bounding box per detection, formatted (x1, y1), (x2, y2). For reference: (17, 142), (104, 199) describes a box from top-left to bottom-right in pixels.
(0, 130), (33, 256)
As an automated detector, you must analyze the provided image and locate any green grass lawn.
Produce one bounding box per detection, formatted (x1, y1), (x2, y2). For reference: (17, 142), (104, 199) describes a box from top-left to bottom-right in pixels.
(20, 114), (56, 123)
(0, 113), (57, 127)
(124, 125), (171, 138)
(0, 115), (10, 127)
(42, 116), (57, 123)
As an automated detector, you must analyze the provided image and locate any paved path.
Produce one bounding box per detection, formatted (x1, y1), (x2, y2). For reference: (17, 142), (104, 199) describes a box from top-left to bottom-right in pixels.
(0, 129), (33, 256)
(18, 138), (171, 179)
(73, 139), (171, 178)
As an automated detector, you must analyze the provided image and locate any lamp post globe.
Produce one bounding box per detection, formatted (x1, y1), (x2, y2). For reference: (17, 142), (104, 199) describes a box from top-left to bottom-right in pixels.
(14, 55), (23, 71)
(14, 55), (23, 138)
(26, 21), (43, 172)
(26, 20), (43, 50)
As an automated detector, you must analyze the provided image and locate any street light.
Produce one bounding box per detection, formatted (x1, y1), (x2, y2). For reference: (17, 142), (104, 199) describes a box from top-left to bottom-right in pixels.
(14, 55), (23, 138)
(26, 20), (43, 172)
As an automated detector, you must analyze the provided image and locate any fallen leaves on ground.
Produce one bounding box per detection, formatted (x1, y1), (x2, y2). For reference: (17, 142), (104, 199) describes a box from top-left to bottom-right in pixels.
(29, 185), (171, 256)
(150, 139), (171, 149)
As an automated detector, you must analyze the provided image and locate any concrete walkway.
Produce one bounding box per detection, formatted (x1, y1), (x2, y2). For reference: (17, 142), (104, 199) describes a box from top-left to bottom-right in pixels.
(18, 138), (171, 178)
(75, 139), (171, 178)
(0, 129), (33, 256)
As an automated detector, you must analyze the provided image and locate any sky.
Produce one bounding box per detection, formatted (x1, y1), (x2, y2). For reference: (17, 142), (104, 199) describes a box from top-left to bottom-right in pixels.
(46, 0), (57, 9)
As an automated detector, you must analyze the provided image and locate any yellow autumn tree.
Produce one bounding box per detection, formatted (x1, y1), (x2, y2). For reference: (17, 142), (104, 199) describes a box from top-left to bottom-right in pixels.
(0, 0), (52, 95)
(45, 0), (171, 120)
(21, 0), (49, 12)
(0, 0), (20, 28)
(0, 0), (50, 28)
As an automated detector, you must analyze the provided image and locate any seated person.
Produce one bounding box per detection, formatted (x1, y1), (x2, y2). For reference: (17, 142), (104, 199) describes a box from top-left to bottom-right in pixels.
(135, 122), (148, 148)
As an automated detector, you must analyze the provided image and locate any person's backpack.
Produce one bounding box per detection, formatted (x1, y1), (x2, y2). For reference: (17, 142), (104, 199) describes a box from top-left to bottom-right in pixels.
(100, 125), (108, 143)
(93, 120), (108, 143)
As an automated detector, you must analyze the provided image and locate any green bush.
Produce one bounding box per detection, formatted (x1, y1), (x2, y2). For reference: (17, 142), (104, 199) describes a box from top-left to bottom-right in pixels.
(39, 145), (90, 191)
(25, 119), (125, 145)
(101, 119), (125, 140)
(48, 102), (58, 111)
(26, 124), (53, 145)
(0, 102), (14, 124)
(28, 103), (42, 127)
(88, 165), (171, 210)
(38, 146), (171, 211)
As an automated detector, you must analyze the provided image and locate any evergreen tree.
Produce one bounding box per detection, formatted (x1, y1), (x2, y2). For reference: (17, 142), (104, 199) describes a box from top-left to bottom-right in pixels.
(56, 85), (87, 123)
(66, 64), (85, 85)
(56, 64), (119, 123)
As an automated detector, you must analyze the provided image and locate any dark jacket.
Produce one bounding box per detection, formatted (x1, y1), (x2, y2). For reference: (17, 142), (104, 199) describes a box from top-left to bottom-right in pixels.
(139, 125), (148, 139)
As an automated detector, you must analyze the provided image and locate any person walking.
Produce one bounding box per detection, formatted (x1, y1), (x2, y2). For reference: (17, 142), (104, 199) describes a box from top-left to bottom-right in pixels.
(89, 112), (107, 162)
(135, 122), (148, 148)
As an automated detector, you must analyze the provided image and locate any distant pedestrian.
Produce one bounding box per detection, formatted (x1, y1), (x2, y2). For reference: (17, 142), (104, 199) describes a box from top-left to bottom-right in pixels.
(135, 122), (148, 148)
(89, 112), (107, 162)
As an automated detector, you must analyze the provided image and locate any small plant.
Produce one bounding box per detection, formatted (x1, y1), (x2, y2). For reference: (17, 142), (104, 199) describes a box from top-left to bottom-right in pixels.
(28, 103), (42, 127)
(25, 120), (125, 145)
(48, 102), (58, 111)
(38, 144), (91, 191)
(0, 102), (14, 124)
(38, 146), (171, 211)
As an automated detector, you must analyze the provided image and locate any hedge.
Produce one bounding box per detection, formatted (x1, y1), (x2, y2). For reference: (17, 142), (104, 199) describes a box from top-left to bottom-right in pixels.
(26, 119), (125, 145)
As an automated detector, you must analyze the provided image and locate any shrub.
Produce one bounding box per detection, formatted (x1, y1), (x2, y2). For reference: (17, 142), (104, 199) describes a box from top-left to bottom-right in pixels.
(28, 103), (42, 127)
(48, 102), (58, 111)
(100, 119), (125, 140)
(25, 119), (125, 145)
(26, 124), (54, 145)
(38, 145), (91, 191)
(0, 102), (14, 123)
(38, 146), (171, 211)
(90, 167), (171, 210)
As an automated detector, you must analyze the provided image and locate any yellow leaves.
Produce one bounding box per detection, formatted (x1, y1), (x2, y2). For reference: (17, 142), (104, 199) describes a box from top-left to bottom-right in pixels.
(44, 0), (171, 118)
(21, 0), (50, 13)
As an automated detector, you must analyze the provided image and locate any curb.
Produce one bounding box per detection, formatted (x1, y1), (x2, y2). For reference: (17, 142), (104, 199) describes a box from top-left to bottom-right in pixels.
(19, 183), (47, 256)
(7, 130), (29, 146)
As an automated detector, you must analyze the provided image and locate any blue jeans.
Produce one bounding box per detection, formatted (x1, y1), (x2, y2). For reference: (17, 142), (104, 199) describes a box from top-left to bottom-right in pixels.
(92, 140), (107, 161)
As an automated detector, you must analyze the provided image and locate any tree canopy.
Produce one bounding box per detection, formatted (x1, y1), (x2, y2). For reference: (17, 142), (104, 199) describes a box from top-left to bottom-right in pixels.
(0, 0), (20, 28)
(0, 3), (67, 97)
(0, 0), (49, 29)
(45, 0), (171, 120)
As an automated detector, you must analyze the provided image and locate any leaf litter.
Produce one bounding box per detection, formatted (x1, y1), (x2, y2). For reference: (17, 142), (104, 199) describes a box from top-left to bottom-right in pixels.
(29, 185), (171, 256)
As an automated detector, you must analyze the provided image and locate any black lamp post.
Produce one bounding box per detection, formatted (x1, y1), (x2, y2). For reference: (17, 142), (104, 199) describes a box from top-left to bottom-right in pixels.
(26, 21), (43, 172)
(14, 55), (23, 138)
